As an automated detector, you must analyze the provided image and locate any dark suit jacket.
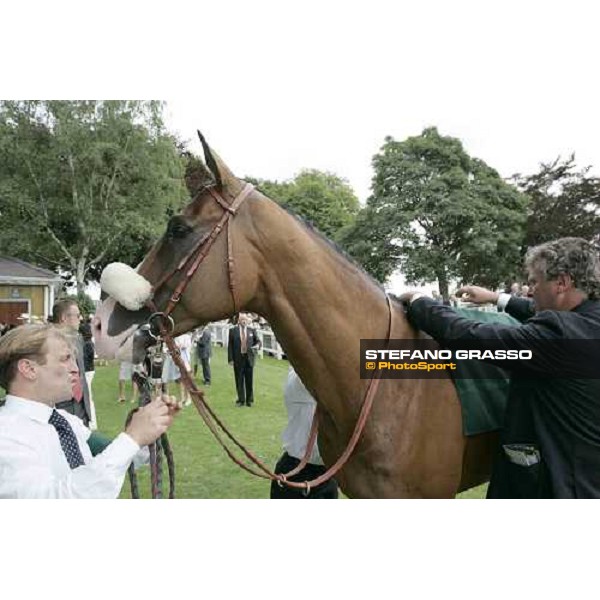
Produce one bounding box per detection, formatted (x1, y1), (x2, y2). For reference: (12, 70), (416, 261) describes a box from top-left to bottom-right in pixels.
(408, 296), (600, 498)
(196, 329), (212, 359)
(83, 338), (95, 372)
(75, 335), (92, 422)
(228, 325), (261, 367)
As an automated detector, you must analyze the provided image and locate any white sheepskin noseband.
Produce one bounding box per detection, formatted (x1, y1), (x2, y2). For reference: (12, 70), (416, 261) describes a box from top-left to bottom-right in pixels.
(100, 262), (152, 311)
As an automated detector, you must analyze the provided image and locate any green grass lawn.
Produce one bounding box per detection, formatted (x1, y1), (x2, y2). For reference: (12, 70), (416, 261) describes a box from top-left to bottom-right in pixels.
(458, 483), (487, 499)
(93, 346), (289, 498)
(91, 345), (487, 498)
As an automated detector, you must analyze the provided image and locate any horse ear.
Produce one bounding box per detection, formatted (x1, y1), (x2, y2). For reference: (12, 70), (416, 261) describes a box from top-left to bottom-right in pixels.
(197, 130), (242, 194)
(197, 130), (223, 190)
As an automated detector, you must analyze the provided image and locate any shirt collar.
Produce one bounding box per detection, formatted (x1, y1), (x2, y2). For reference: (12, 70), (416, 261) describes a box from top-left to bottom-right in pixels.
(3, 395), (54, 424)
(573, 298), (598, 313)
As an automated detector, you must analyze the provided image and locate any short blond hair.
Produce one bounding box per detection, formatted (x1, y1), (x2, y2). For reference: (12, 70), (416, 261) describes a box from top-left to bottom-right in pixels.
(0, 324), (73, 391)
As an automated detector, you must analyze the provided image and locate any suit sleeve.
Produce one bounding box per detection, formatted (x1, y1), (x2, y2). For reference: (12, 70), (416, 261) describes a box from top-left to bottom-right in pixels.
(407, 296), (566, 375)
(203, 331), (212, 356)
(228, 328), (234, 362)
(505, 296), (536, 322)
(252, 329), (262, 349)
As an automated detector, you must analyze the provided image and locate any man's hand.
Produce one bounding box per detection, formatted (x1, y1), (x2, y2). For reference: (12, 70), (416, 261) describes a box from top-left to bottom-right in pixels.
(160, 393), (182, 417)
(125, 396), (180, 447)
(456, 285), (499, 305)
(397, 291), (427, 307)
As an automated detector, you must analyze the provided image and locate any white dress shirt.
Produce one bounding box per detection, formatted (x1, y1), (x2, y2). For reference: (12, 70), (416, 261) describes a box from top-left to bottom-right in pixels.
(0, 395), (141, 499)
(281, 368), (323, 465)
(497, 292), (512, 311)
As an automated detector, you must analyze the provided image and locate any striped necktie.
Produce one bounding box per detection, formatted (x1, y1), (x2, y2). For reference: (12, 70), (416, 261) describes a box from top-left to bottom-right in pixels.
(241, 326), (247, 354)
(49, 409), (85, 469)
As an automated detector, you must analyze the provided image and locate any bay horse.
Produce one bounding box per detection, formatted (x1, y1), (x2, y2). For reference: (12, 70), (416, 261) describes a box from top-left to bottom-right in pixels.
(93, 139), (497, 498)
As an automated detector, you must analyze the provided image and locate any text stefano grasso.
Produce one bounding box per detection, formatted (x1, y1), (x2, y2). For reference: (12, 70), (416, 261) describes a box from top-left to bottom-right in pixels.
(364, 349), (532, 360)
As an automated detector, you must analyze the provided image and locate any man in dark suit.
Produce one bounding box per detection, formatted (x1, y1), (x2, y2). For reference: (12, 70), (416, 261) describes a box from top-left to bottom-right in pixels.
(401, 237), (600, 498)
(194, 326), (212, 385)
(228, 313), (261, 407)
(52, 299), (92, 427)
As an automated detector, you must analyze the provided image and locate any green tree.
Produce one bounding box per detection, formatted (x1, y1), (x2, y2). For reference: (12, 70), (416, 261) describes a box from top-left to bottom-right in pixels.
(513, 155), (600, 249)
(340, 127), (528, 297)
(76, 291), (97, 319)
(337, 205), (400, 282)
(0, 101), (189, 292)
(248, 169), (359, 239)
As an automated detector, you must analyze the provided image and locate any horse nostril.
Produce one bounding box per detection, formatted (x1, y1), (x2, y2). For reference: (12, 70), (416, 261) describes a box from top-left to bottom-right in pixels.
(92, 316), (101, 334)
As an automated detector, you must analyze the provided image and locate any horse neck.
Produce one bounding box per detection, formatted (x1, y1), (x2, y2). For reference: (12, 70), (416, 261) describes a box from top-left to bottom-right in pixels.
(246, 199), (410, 405)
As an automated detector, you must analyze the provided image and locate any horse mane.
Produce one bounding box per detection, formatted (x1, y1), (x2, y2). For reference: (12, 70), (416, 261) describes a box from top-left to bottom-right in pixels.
(183, 163), (388, 295)
(274, 199), (386, 294)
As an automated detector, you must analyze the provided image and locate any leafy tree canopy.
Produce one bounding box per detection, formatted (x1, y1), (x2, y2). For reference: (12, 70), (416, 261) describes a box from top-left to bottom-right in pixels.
(513, 155), (600, 249)
(339, 127), (528, 296)
(0, 101), (189, 292)
(247, 169), (359, 239)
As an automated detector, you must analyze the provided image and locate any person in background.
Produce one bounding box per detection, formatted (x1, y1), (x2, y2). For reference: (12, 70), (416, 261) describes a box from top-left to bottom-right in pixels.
(52, 299), (92, 427)
(194, 326), (212, 386)
(162, 333), (193, 407)
(270, 367), (339, 499)
(118, 360), (139, 405)
(79, 320), (98, 430)
(228, 313), (261, 407)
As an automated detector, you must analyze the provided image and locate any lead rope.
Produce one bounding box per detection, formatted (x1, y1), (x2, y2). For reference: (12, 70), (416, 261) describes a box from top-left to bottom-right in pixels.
(127, 361), (175, 499)
(150, 293), (393, 491)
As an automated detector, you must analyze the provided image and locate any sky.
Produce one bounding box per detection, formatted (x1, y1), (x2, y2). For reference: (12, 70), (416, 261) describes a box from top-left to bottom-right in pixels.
(154, 1), (599, 206)
(4, 1), (600, 293)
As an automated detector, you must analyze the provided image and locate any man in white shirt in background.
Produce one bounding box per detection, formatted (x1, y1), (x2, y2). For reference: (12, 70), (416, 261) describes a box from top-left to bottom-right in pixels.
(270, 367), (338, 499)
(0, 323), (180, 499)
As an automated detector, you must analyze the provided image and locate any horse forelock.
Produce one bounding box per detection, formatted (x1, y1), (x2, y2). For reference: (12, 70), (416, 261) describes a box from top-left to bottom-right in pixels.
(184, 157), (215, 197)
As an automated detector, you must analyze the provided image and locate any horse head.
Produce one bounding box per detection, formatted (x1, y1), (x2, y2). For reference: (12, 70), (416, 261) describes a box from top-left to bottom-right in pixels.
(94, 133), (260, 360)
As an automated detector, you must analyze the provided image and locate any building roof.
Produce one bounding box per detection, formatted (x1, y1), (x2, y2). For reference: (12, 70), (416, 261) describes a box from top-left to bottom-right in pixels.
(0, 256), (62, 283)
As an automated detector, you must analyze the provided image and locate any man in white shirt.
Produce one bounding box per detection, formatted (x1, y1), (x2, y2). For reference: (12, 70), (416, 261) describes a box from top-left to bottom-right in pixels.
(0, 323), (180, 499)
(270, 367), (338, 499)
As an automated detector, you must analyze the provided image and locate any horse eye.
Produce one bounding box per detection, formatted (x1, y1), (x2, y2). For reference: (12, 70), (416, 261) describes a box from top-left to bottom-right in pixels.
(167, 218), (192, 240)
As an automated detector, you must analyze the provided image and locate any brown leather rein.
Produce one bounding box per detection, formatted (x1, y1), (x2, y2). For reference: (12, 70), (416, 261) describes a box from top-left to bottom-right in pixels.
(140, 182), (393, 492)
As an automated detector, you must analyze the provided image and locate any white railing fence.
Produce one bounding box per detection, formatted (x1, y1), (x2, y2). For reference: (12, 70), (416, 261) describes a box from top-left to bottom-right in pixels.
(207, 321), (285, 360)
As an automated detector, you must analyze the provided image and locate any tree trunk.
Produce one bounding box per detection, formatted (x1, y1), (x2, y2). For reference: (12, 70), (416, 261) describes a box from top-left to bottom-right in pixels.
(437, 271), (449, 302)
(76, 257), (87, 295)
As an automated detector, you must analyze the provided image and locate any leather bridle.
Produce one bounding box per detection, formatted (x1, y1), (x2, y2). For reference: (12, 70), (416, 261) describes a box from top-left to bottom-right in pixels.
(135, 181), (392, 493)
(143, 182), (255, 325)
